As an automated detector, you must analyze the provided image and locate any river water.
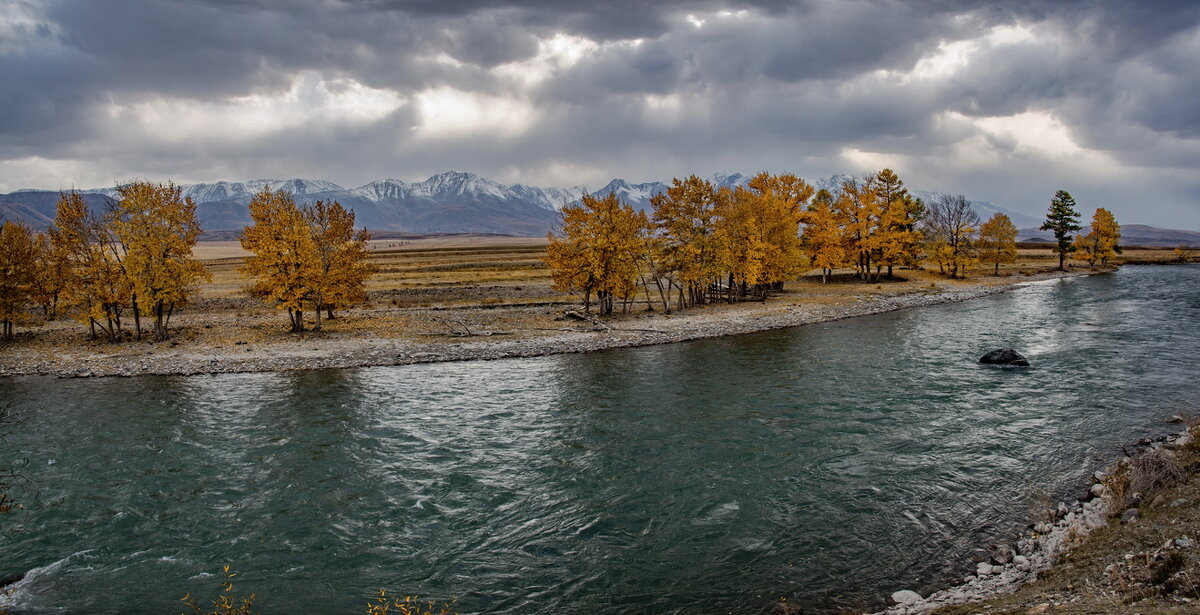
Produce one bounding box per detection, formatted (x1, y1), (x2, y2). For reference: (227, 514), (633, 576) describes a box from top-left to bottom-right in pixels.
(2, 265), (1199, 614)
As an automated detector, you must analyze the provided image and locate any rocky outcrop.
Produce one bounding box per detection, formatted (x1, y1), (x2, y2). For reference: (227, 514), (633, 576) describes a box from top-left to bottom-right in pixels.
(979, 348), (1030, 366)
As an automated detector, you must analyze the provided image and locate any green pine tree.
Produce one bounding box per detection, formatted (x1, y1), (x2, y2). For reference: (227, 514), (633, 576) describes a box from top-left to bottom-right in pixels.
(1040, 189), (1081, 271)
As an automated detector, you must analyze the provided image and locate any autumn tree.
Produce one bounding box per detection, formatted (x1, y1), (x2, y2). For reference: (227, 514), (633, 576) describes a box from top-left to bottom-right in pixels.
(28, 232), (70, 319)
(241, 189), (318, 332)
(1072, 208), (1121, 268)
(110, 181), (210, 341)
(802, 189), (846, 283)
(0, 221), (38, 340)
(977, 213), (1019, 276)
(867, 169), (924, 278)
(924, 194), (979, 279)
(53, 191), (130, 341)
(305, 200), (375, 329)
(1041, 190), (1081, 271)
(833, 178), (884, 282)
(652, 176), (723, 308)
(545, 192), (645, 315)
(714, 173), (812, 300)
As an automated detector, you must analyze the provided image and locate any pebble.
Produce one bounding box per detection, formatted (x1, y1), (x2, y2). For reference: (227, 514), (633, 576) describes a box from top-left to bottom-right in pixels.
(976, 562), (995, 576)
(1175, 537), (1193, 549)
(1121, 508), (1140, 524)
(1012, 555), (1031, 572)
(1171, 498), (1190, 508)
(1089, 483), (1107, 497)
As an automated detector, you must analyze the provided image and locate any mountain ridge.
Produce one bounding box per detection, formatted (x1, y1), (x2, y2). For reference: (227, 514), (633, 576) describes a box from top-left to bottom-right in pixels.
(2, 172), (1193, 246)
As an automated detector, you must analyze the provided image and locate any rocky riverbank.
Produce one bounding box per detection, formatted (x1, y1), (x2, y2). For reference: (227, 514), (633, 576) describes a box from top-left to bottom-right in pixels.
(870, 423), (1200, 615)
(0, 271), (1083, 379)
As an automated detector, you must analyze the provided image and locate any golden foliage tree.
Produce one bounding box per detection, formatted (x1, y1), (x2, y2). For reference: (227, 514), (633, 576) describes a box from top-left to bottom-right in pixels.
(305, 200), (376, 329)
(1073, 208), (1121, 268)
(715, 172), (812, 299)
(111, 181), (210, 340)
(977, 213), (1018, 276)
(0, 221), (38, 340)
(52, 191), (130, 341)
(867, 169), (924, 279)
(545, 192), (646, 315)
(651, 175), (723, 308)
(28, 231), (70, 319)
(801, 189), (846, 283)
(241, 189), (319, 332)
(833, 178), (884, 282)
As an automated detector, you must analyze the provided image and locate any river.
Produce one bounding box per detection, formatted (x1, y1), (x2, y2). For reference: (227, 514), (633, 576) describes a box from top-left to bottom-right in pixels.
(2, 265), (1199, 614)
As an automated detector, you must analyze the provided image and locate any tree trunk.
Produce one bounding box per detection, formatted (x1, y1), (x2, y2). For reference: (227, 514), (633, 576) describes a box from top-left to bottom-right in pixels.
(289, 308), (305, 333)
(132, 295), (141, 341)
(326, 305), (335, 320)
(153, 301), (167, 341)
(314, 300), (323, 332)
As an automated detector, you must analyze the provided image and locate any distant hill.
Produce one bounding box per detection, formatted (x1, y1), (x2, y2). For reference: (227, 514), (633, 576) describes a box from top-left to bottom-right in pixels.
(0, 190), (115, 228)
(1019, 224), (1200, 248)
(1, 172), (1191, 245)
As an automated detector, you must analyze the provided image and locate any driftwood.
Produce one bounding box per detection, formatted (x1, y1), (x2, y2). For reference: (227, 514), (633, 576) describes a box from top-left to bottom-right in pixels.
(525, 326), (668, 334)
(432, 318), (513, 337)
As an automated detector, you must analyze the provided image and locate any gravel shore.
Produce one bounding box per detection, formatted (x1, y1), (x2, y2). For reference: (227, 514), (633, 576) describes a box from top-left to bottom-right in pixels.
(0, 271), (1082, 379)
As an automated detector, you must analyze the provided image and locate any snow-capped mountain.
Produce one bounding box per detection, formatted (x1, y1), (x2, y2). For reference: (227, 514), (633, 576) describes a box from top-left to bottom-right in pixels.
(0, 170), (1044, 237)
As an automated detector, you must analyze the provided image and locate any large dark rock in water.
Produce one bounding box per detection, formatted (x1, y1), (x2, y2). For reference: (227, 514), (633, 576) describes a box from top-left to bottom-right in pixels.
(979, 348), (1030, 366)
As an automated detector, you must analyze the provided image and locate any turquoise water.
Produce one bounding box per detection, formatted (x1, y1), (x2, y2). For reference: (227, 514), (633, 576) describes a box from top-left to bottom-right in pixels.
(2, 265), (1199, 614)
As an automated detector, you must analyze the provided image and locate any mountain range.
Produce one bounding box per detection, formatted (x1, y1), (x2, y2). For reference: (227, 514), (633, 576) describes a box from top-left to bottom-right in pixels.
(1, 171), (1196, 246)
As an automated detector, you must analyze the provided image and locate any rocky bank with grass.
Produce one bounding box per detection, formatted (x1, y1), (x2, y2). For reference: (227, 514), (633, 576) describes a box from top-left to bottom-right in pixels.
(869, 421), (1200, 615)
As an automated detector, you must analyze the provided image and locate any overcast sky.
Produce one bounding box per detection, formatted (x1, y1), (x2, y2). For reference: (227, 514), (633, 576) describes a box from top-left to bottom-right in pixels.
(2, 0), (1198, 227)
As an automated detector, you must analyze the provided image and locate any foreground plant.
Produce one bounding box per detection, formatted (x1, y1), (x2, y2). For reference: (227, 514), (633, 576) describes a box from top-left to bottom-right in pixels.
(366, 589), (457, 615)
(180, 565), (256, 615)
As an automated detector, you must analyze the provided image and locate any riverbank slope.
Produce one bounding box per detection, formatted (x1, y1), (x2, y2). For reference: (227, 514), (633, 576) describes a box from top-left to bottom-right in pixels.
(869, 423), (1200, 615)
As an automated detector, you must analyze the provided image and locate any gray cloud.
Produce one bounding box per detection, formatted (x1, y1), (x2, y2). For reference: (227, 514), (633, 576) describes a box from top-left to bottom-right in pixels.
(1, 0), (1198, 228)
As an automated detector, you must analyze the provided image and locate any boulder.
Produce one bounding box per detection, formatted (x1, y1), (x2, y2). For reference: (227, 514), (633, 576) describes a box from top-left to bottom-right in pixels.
(0, 572), (23, 589)
(979, 348), (1030, 366)
(891, 590), (923, 605)
(991, 544), (1014, 565)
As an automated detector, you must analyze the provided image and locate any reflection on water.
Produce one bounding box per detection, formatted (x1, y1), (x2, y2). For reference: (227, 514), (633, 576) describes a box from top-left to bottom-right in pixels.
(2, 265), (1199, 614)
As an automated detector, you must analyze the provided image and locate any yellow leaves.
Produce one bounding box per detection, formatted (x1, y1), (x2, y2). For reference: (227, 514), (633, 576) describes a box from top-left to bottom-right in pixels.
(180, 566), (256, 615)
(978, 213), (1019, 275)
(0, 220), (39, 337)
(112, 180), (211, 339)
(545, 192), (646, 315)
(241, 190), (376, 331)
(1072, 208), (1120, 268)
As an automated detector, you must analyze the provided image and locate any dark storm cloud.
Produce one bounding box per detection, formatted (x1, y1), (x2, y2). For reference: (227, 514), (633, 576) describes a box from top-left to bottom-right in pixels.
(2, 0), (1198, 227)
